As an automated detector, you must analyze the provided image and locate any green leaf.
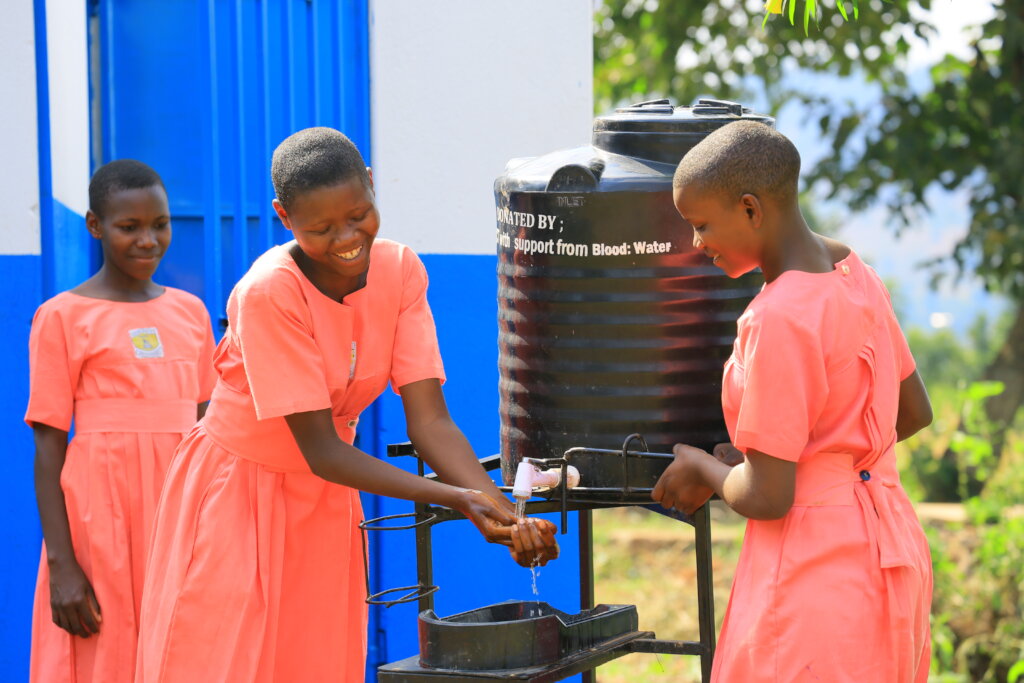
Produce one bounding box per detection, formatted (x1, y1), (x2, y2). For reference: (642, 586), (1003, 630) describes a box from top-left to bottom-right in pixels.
(804, 0), (817, 34)
(965, 380), (1005, 402)
(1008, 656), (1024, 680)
(788, 0), (796, 25)
(836, 0), (849, 21)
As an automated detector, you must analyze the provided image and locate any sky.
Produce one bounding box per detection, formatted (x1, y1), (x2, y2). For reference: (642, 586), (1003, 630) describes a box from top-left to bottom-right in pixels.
(774, 0), (1007, 337)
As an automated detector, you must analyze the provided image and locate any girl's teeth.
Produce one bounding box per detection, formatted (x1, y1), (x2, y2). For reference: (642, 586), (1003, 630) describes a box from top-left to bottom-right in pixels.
(336, 246), (362, 260)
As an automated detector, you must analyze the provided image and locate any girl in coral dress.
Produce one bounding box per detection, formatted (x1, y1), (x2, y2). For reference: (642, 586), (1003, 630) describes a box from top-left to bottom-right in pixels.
(136, 128), (556, 683)
(26, 160), (216, 683)
(653, 122), (934, 682)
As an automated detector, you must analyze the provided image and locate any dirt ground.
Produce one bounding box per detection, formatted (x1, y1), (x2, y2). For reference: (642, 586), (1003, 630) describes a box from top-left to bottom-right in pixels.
(589, 503), (741, 682)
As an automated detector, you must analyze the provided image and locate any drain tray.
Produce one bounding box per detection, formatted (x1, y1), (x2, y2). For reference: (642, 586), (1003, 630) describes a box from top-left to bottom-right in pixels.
(418, 600), (638, 671)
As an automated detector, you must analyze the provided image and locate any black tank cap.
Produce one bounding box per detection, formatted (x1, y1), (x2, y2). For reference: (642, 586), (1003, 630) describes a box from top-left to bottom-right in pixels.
(592, 98), (774, 165)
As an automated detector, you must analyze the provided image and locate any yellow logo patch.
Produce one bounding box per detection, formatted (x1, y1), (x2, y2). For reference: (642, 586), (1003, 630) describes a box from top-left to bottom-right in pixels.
(129, 327), (164, 359)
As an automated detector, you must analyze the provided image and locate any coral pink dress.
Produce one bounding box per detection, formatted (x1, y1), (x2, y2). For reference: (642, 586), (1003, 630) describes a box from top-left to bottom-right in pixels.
(25, 288), (216, 683)
(713, 251), (932, 682)
(135, 239), (446, 683)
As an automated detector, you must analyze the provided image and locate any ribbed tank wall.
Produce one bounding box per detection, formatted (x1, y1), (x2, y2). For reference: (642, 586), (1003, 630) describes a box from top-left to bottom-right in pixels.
(497, 189), (761, 484)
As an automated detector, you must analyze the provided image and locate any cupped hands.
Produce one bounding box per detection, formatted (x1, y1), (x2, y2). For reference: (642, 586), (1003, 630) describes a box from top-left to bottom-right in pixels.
(510, 517), (559, 568)
(651, 443), (719, 515)
(454, 488), (559, 567)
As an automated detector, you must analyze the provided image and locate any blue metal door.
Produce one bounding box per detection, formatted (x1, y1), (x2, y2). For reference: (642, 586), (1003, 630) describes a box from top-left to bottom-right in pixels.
(96, 0), (370, 325)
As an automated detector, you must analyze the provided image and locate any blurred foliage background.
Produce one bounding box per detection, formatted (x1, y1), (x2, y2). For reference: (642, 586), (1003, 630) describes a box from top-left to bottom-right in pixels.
(591, 1), (1024, 679)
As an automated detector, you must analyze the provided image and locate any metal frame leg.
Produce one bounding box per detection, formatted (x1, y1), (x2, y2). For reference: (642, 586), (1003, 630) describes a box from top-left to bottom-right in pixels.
(693, 503), (716, 682)
(416, 500), (435, 615)
(413, 455), (436, 616)
(579, 509), (595, 683)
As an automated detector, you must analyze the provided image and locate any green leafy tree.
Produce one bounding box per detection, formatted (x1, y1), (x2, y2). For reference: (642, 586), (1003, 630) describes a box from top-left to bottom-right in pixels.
(595, 0), (1023, 456)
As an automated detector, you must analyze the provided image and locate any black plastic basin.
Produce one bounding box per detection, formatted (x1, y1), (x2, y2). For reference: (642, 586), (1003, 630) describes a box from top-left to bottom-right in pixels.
(418, 600), (638, 671)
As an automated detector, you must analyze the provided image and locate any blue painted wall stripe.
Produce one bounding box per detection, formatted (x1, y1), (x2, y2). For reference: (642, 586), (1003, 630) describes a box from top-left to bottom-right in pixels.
(0, 254), (44, 681)
(33, 0), (53, 296)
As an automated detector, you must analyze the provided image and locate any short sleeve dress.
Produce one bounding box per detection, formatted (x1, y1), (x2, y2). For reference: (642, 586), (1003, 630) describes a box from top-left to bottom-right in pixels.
(135, 239), (446, 683)
(712, 251), (932, 683)
(25, 288), (215, 683)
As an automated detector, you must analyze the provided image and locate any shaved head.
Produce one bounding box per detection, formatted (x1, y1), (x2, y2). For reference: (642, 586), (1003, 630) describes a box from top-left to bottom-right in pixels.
(89, 159), (166, 217)
(673, 121), (800, 204)
(271, 127), (370, 210)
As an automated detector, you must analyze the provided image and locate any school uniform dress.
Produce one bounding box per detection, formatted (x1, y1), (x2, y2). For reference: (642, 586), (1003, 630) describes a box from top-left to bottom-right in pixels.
(713, 251), (932, 683)
(135, 239), (446, 683)
(25, 289), (216, 683)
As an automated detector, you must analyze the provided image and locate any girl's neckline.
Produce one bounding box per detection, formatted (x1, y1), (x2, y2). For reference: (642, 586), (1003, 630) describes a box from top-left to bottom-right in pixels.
(765, 250), (857, 288)
(283, 242), (367, 306)
(65, 287), (169, 303)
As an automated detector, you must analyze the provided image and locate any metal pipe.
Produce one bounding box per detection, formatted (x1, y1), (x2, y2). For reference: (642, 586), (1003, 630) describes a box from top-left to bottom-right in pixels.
(232, 0), (248, 284)
(257, 0), (273, 252)
(284, 0), (296, 131)
(309, 0), (322, 123)
(339, 0), (370, 154)
(201, 0), (224, 318)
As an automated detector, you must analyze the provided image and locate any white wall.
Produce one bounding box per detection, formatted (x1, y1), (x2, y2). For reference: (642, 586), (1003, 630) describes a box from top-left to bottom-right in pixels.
(0, 1), (41, 256)
(369, 0), (594, 255)
(45, 0), (90, 216)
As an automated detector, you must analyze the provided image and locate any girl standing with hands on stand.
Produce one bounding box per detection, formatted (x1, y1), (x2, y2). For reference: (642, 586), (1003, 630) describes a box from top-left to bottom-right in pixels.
(26, 160), (216, 682)
(652, 122), (934, 683)
(136, 127), (557, 682)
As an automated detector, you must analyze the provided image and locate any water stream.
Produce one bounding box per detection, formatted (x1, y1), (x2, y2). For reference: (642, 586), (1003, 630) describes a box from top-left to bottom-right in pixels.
(513, 497), (539, 595)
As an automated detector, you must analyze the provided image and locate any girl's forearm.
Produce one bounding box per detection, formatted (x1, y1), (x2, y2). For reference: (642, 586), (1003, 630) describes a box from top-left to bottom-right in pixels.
(283, 412), (470, 510)
(33, 426), (77, 566)
(407, 419), (506, 504)
(701, 457), (792, 521)
(309, 440), (468, 507)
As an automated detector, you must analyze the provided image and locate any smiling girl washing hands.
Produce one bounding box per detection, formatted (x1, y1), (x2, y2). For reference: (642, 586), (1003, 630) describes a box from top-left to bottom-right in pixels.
(135, 128), (557, 682)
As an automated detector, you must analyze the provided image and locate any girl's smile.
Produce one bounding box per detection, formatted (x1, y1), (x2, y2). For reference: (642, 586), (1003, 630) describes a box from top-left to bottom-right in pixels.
(273, 175), (381, 301)
(674, 186), (762, 279)
(334, 244), (363, 261)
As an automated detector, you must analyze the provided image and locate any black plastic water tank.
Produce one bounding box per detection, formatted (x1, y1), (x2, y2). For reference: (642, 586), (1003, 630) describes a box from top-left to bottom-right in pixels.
(495, 99), (773, 486)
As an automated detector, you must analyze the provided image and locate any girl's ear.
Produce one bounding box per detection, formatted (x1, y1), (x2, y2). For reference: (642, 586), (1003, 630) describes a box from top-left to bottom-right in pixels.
(366, 167), (374, 191)
(272, 199), (293, 231)
(85, 210), (102, 239)
(740, 193), (763, 229)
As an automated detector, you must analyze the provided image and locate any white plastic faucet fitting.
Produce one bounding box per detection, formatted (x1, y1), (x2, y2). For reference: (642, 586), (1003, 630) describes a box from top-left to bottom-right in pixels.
(512, 461), (581, 500)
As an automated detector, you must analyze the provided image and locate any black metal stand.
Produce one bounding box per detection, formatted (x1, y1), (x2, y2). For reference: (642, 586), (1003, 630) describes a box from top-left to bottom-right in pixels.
(579, 510), (595, 683)
(372, 444), (716, 682)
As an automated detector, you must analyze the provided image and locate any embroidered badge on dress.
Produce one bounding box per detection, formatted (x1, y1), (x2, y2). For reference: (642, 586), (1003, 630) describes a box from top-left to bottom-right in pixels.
(129, 327), (164, 359)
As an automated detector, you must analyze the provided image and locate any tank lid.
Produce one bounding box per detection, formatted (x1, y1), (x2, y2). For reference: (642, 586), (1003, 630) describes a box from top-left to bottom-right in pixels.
(592, 98), (774, 164)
